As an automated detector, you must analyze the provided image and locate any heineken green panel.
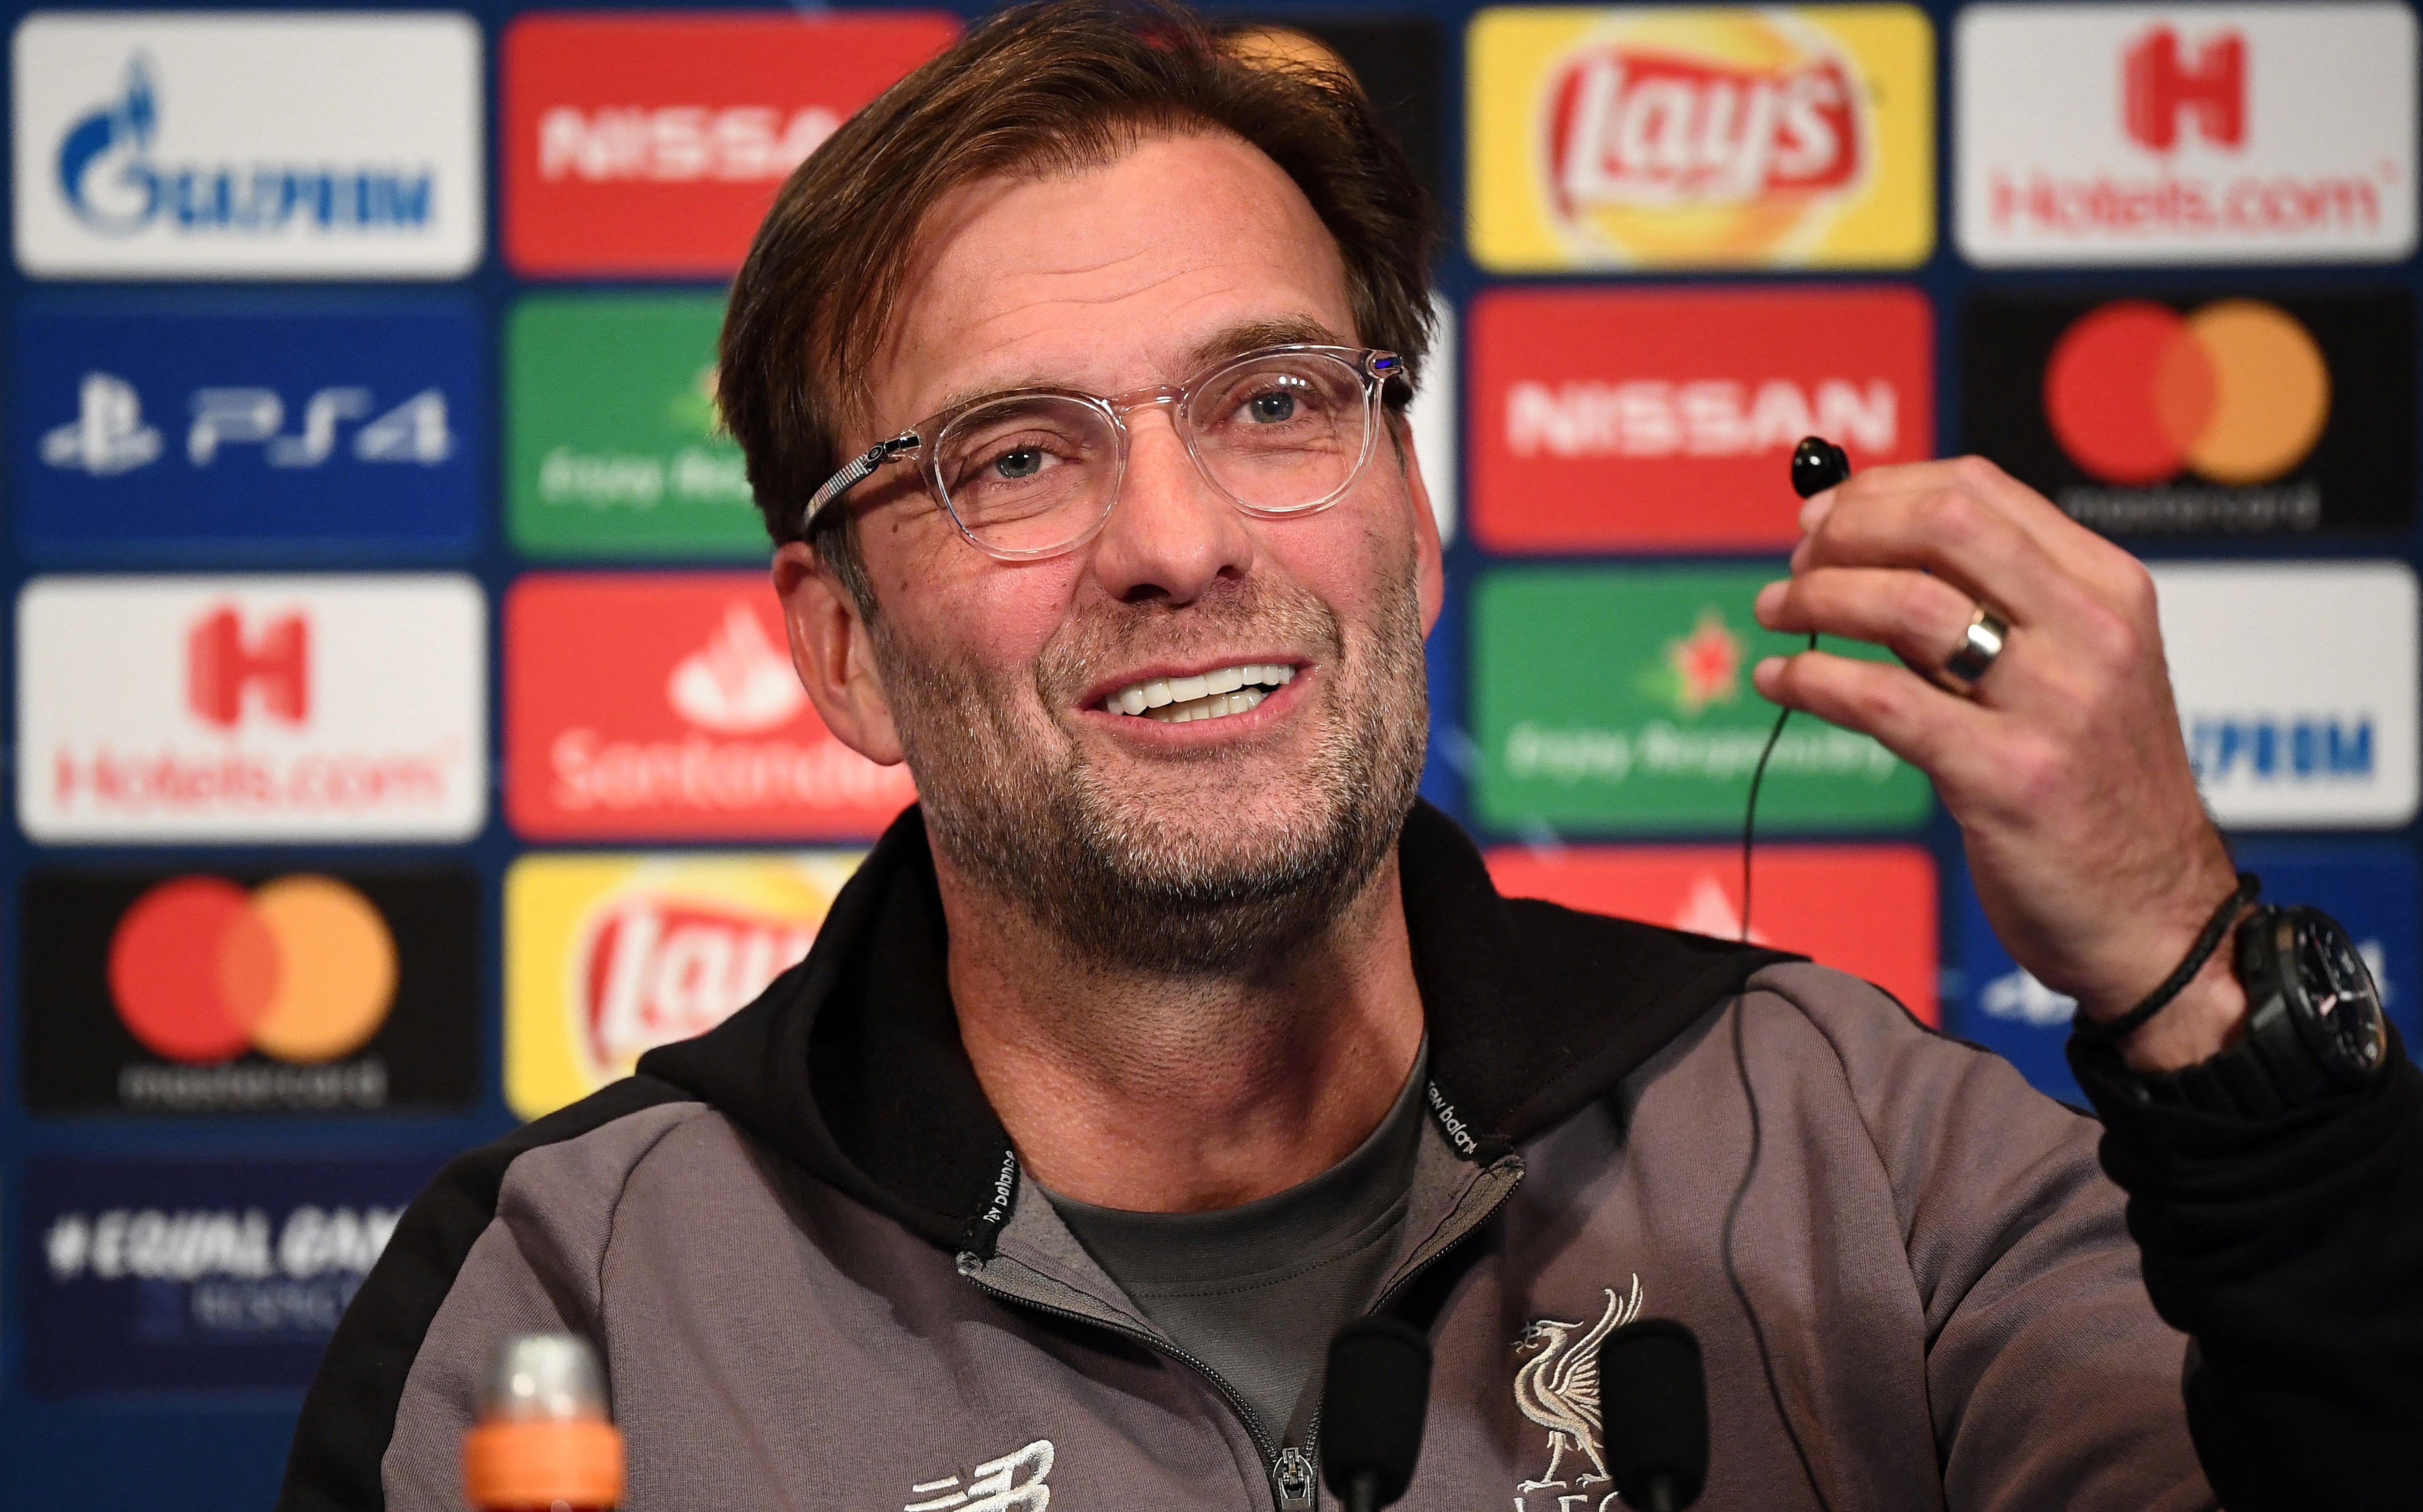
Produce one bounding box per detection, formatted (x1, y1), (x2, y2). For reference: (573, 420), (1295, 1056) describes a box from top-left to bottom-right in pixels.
(1472, 565), (1933, 835)
(507, 294), (766, 559)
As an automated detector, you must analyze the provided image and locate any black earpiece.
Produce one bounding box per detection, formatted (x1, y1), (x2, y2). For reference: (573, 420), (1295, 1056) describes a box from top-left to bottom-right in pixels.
(1790, 436), (1850, 500)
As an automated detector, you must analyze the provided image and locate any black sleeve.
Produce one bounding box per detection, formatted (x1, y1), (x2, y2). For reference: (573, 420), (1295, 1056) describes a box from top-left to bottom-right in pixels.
(2072, 1028), (2423, 1511)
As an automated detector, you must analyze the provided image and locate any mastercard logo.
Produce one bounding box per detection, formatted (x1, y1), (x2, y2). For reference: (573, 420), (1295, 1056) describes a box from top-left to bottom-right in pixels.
(107, 875), (399, 1065)
(2044, 300), (2331, 488)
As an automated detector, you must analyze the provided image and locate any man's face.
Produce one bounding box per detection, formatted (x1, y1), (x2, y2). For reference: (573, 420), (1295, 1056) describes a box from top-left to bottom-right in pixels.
(812, 131), (1442, 971)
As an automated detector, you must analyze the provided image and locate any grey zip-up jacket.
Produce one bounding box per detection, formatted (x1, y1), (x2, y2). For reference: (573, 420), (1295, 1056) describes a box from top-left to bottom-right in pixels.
(280, 803), (2423, 1512)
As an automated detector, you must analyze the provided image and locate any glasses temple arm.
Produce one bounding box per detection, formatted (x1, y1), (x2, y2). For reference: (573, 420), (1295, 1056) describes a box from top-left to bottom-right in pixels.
(800, 431), (920, 535)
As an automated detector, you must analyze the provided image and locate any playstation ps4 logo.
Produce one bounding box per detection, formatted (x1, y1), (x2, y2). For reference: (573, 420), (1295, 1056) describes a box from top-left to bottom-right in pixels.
(56, 55), (436, 237)
(42, 373), (454, 477)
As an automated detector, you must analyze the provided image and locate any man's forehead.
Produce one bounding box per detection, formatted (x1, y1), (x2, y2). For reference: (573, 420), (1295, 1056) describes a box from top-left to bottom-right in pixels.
(871, 132), (1356, 420)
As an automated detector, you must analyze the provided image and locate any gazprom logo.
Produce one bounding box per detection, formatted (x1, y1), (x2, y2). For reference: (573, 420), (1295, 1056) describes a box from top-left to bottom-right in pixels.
(56, 55), (435, 237)
(2189, 715), (2375, 782)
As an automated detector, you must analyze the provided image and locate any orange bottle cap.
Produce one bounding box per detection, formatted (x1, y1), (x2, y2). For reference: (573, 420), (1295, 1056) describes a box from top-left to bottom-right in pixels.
(462, 1419), (625, 1510)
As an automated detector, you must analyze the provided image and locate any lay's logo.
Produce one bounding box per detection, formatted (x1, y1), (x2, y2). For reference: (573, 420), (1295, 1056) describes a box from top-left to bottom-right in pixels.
(1471, 6), (1933, 270)
(1544, 35), (1860, 217)
(580, 894), (815, 1075)
(506, 852), (861, 1118)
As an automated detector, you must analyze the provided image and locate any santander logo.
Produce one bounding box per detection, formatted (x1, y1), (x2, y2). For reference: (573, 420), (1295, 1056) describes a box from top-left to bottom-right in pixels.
(579, 894), (813, 1076)
(667, 603), (804, 734)
(506, 573), (914, 840)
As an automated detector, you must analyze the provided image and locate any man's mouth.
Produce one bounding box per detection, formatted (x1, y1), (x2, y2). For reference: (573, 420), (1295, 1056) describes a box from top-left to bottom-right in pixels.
(1098, 663), (1298, 724)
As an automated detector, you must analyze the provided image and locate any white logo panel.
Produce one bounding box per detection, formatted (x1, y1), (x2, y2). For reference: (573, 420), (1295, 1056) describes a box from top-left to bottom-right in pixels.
(13, 12), (483, 278)
(1407, 292), (1458, 547)
(1957, 3), (2416, 265)
(2152, 561), (2417, 828)
(19, 575), (488, 842)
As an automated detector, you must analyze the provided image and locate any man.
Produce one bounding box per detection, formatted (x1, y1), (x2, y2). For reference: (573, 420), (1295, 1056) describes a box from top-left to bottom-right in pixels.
(282, 5), (2419, 1510)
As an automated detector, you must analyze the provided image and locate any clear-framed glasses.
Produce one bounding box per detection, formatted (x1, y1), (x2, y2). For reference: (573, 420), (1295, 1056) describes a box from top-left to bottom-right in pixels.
(802, 344), (1403, 561)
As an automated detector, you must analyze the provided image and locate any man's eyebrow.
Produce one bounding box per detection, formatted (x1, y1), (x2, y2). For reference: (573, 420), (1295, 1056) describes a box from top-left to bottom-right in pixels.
(1186, 316), (1346, 368)
(913, 316), (1350, 424)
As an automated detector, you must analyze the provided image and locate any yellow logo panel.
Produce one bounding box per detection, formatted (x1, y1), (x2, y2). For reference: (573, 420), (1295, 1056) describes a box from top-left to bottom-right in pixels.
(505, 851), (863, 1120)
(1468, 5), (1934, 270)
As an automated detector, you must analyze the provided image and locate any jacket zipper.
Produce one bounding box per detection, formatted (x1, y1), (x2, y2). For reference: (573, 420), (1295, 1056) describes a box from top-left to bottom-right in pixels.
(955, 1262), (1302, 1501)
(1282, 1162), (1526, 1510)
(960, 1155), (1524, 1512)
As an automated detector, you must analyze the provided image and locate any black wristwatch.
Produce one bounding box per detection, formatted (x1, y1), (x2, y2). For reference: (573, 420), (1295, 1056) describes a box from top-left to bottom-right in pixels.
(2131, 905), (2390, 1118)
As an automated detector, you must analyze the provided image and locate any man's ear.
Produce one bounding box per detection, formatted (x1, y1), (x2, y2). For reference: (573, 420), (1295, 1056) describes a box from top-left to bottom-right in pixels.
(1392, 414), (1446, 635)
(773, 539), (906, 765)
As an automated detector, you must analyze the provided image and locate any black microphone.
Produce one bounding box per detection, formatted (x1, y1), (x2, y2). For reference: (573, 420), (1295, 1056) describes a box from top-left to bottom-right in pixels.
(1320, 1316), (1432, 1512)
(1597, 1318), (1709, 1512)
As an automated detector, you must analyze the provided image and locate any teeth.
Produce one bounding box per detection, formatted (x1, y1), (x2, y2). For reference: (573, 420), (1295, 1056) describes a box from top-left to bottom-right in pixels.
(1143, 686), (1268, 723)
(1102, 663), (1295, 723)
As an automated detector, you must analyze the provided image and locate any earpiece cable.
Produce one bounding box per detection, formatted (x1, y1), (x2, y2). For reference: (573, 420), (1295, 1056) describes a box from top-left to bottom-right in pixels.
(1722, 440), (1843, 1512)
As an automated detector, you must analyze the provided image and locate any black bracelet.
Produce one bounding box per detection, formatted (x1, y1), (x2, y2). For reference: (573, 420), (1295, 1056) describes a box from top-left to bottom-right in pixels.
(2072, 872), (2262, 1048)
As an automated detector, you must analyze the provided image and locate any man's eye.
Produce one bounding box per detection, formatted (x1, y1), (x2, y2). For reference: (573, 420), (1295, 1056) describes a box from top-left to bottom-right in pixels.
(993, 447), (1046, 479)
(1247, 390), (1298, 424)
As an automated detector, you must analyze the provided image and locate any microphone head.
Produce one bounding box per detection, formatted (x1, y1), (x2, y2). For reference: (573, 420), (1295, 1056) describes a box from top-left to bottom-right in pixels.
(1791, 435), (1850, 499)
(1320, 1316), (1432, 1507)
(1597, 1318), (1709, 1510)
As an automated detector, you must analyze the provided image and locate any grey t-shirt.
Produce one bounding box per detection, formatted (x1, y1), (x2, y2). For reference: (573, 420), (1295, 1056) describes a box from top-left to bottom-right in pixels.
(1044, 1044), (1429, 1448)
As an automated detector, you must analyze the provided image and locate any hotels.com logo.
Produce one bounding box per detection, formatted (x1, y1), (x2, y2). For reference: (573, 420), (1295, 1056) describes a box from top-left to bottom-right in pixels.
(1955, 6), (2415, 266)
(187, 607), (308, 728)
(2123, 26), (2242, 153)
(18, 575), (486, 843)
(1539, 12), (1867, 260)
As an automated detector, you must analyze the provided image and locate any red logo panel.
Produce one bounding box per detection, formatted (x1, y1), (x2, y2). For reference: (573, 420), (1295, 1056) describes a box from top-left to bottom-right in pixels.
(1471, 286), (1932, 552)
(506, 573), (917, 839)
(503, 11), (959, 277)
(1485, 844), (1938, 1023)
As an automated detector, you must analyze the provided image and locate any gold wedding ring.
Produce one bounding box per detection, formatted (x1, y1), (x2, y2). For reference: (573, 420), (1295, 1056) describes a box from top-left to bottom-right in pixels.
(1939, 607), (2009, 696)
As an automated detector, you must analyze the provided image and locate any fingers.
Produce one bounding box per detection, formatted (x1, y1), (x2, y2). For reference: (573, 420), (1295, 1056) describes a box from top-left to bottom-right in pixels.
(1750, 647), (1992, 777)
(1793, 463), (2086, 628)
(1796, 456), (2152, 623)
(1754, 567), (1984, 691)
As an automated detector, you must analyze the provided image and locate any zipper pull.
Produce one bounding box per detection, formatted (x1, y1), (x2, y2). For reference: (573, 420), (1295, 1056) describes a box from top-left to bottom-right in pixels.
(1273, 1446), (1316, 1510)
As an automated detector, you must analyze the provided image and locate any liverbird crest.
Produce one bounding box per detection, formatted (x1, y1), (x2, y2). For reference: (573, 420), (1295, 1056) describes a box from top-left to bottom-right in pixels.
(1511, 1276), (1643, 1494)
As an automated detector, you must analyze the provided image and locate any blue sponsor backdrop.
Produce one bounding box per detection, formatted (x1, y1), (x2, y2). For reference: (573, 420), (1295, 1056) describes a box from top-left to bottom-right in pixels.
(20, 1154), (445, 1396)
(12, 296), (486, 560)
(1956, 843), (2423, 1104)
(1, 1), (2420, 1509)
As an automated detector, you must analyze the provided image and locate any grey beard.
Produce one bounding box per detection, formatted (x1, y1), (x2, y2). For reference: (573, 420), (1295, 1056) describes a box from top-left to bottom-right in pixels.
(875, 571), (1430, 975)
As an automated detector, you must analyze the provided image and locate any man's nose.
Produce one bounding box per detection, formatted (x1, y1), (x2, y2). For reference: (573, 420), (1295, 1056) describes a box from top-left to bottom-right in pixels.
(1088, 405), (1253, 605)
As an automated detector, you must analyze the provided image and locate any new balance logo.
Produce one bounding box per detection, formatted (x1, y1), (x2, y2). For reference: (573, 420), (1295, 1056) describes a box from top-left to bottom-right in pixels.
(187, 608), (309, 728)
(903, 1439), (1053, 1512)
(2124, 26), (2245, 153)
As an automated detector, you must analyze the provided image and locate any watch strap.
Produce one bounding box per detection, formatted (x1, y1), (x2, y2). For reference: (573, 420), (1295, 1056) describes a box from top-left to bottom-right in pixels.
(2094, 906), (2348, 1118)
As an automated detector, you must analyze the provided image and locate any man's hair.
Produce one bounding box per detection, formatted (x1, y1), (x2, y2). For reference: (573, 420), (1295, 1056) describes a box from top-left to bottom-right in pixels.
(716, 0), (1437, 613)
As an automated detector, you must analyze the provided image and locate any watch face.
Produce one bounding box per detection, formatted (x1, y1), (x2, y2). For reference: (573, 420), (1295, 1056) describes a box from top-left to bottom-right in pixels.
(2296, 910), (2391, 1084)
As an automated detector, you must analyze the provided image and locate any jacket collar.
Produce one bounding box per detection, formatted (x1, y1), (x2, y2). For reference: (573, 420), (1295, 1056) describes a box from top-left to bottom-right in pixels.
(639, 800), (1795, 1252)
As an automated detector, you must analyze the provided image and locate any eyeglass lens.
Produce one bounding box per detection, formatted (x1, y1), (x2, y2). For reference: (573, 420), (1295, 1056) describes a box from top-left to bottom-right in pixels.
(930, 350), (1372, 555)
